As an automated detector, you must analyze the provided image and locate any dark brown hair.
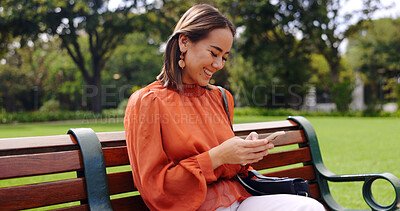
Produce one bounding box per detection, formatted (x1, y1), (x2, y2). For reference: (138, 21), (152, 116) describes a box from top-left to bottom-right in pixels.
(157, 4), (235, 91)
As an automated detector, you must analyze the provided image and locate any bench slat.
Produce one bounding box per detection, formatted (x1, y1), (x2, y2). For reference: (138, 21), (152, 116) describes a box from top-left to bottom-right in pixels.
(0, 178), (86, 210)
(0, 151), (82, 179)
(96, 131), (125, 142)
(0, 135), (75, 152)
(54, 204), (89, 211)
(263, 165), (316, 181)
(111, 196), (149, 211)
(255, 130), (305, 147)
(102, 130), (306, 168)
(0, 132), (127, 155)
(237, 130), (305, 147)
(251, 147), (312, 170)
(108, 171), (137, 194)
(233, 120), (298, 135)
(103, 147), (129, 167)
(266, 130), (305, 147)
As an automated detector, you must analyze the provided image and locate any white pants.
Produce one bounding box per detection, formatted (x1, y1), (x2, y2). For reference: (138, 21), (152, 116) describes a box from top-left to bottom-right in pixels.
(215, 194), (325, 211)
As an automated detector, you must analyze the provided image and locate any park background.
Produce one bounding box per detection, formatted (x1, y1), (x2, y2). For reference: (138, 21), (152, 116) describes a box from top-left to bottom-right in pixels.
(0, 0), (400, 210)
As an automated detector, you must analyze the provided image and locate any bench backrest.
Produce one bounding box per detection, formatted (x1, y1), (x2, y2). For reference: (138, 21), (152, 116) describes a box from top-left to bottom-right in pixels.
(0, 118), (320, 210)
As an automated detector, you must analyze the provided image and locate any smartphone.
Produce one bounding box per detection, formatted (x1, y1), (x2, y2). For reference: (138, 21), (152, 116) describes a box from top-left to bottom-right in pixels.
(265, 131), (285, 143)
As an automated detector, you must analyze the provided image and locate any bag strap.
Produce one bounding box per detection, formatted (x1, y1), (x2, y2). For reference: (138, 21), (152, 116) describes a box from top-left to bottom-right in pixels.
(246, 169), (289, 181)
(236, 173), (267, 196)
(217, 86), (232, 129)
(68, 128), (113, 211)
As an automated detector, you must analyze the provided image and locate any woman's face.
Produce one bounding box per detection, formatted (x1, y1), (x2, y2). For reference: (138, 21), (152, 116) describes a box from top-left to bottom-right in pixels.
(179, 28), (233, 86)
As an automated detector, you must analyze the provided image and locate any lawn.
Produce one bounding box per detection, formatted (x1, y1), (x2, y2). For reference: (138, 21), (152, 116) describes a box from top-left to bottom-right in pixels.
(0, 119), (125, 138)
(0, 116), (399, 210)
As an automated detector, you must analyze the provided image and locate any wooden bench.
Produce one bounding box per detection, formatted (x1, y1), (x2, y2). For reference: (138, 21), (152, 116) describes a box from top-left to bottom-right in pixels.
(1, 116), (399, 210)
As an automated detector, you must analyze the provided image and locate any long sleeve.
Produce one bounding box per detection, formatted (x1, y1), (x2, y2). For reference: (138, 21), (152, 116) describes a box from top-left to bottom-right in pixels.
(125, 89), (216, 210)
(124, 82), (250, 211)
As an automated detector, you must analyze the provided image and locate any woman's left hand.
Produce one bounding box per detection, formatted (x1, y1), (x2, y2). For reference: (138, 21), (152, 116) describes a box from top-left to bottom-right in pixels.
(208, 132), (274, 169)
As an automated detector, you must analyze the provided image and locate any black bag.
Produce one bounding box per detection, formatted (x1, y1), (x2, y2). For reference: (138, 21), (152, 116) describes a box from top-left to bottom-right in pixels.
(216, 86), (312, 197)
(237, 170), (312, 197)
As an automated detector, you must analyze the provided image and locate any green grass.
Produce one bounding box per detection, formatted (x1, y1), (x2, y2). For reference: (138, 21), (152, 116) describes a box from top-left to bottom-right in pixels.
(0, 119), (124, 138)
(1, 116), (399, 210)
(307, 117), (400, 209)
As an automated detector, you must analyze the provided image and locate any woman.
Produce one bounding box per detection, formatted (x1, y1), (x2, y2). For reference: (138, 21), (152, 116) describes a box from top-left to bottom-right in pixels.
(124, 4), (325, 211)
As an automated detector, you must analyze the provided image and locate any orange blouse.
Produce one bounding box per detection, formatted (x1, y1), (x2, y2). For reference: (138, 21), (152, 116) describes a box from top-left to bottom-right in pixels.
(124, 81), (251, 211)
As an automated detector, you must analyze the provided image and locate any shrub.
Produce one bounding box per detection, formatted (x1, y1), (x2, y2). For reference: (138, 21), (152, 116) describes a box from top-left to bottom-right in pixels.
(39, 99), (61, 113)
(118, 98), (129, 111)
(331, 79), (355, 112)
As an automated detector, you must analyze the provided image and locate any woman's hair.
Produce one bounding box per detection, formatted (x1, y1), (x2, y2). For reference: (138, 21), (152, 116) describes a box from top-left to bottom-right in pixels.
(157, 4), (235, 91)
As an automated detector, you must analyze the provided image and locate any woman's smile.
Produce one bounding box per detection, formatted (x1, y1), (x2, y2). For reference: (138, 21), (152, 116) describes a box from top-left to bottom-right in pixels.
(203, 67), (213, 78)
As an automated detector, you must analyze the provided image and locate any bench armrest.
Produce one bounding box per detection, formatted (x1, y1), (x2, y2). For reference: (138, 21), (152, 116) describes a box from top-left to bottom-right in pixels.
(288, 116), (400, 211)
(322, 169), (400, 210)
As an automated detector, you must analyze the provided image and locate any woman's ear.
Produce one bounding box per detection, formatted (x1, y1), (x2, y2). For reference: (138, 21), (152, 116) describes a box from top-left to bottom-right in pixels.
(178, 34), (189, 53)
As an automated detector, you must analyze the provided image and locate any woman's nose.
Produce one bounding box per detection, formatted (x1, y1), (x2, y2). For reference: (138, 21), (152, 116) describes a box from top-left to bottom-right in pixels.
(212, 58), (224, 70)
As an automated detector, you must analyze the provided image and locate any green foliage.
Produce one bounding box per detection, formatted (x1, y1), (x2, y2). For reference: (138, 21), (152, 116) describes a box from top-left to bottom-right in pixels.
(331, 79), (355, 112)
(1, 0), (398, 114)
(0, 59), (35, 111)
(103, 32), (163, 103)
(117, 98), (129, 112)
(346, 18), (400, 110)
(0, 37), (85, 112)
(309, 54), (332, 91)
(309, 52), (357, 111)
(0, 31), (164, 113)
(233, 107), (400, 118)
(397, 83), (400, 108)
(36, 38), (85, 110)
(39, 99), (61, 112)
(0, 108), (127, 124)
(227, 55), (273, 107)
(221, 0), (313, 108)
(1, 0), (171, 113)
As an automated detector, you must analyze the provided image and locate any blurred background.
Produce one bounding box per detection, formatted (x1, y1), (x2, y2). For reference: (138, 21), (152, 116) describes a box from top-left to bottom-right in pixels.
(1, 2), (399, 208)
(1, 0), (400, 122)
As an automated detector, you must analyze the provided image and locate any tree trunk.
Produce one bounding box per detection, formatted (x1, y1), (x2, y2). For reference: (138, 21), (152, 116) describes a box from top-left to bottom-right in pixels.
(329, 61), (340, 85)
(323, 47), (341, 85)
(91, 69), (102, 114)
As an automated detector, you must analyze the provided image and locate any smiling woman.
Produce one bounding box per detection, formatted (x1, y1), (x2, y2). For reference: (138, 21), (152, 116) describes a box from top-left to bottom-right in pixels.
(123, 4), (325, 211)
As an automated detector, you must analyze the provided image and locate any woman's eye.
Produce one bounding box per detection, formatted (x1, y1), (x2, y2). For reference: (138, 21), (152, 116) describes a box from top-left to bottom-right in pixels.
(210, 51), (227, 61)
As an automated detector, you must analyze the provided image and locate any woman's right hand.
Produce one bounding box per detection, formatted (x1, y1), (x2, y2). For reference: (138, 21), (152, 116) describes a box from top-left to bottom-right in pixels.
(208, 132), (274, 169)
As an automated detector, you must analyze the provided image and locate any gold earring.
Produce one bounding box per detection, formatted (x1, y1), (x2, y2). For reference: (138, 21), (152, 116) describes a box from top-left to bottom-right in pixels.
(178, 52), (185, 69)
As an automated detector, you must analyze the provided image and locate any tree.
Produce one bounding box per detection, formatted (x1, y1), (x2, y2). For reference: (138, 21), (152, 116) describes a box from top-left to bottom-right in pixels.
(297, 0), (384, 85)
(346, 18), (400, 110)
(1, 0), (165, 113)
(221, 0), (387, 110)
(102, 32), (164, 107)
(219, 0), (313, 108)
(0, 53), (35, 112)
(0, 36), (86, 112)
